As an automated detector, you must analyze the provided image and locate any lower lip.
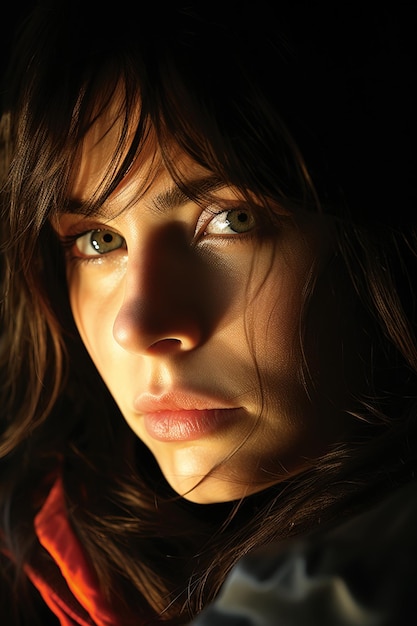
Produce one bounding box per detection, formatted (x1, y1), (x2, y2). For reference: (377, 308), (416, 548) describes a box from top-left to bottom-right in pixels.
(142, 408), (241, 442)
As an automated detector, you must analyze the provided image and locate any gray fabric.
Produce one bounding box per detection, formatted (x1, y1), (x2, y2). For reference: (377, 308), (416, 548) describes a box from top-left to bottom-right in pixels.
(190, 480), (417, 625)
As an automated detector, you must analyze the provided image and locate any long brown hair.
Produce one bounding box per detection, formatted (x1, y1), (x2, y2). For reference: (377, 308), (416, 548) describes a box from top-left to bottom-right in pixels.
(1, 2), (416, 623)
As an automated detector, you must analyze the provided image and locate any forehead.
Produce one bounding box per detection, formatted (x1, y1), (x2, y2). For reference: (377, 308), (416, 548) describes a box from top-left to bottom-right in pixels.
(71, 142), (221, 213)
(70, 90), (149, 202)
(67, 87), (238, 218)
(69, 128), (232, 225)
(69, 86), (212, 204)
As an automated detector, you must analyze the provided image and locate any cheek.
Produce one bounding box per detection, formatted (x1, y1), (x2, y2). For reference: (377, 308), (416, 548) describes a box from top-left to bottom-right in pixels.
(67, 261), (125, 365)
(244, 248), (308, 371)
(238, 237), (318, 440)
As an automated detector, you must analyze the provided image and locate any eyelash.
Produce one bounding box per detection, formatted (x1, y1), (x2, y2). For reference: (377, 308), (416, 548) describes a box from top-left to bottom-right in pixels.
(59, 230), (117, 265)
(195, 206), (260, 240)
(59, 206), (264, 264)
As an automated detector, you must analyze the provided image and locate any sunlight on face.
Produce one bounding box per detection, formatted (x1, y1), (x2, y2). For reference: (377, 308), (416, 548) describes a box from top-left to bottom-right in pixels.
(53, 110), (350, 504)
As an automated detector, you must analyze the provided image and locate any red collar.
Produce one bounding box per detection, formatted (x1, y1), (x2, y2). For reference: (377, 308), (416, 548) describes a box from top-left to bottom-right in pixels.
(25, 475), (122, 626)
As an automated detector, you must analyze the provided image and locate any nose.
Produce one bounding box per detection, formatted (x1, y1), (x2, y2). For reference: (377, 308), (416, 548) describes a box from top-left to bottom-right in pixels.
(112, 224), (208, 355)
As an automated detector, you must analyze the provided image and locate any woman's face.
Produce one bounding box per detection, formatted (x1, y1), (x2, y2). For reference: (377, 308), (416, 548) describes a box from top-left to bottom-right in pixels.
(53, 116), (348, 504)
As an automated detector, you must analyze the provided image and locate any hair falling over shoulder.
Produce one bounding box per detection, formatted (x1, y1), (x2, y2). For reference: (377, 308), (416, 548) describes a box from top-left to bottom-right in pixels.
(1, 1), (416, 623)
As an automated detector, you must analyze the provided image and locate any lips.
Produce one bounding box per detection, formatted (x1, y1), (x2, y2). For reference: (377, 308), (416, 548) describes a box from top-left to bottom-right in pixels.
(134, 390), (234, 413)
(134, 391), (242, 442)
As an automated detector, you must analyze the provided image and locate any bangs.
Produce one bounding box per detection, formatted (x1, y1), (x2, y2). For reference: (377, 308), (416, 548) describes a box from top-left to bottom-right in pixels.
(5, 2), (319, 241)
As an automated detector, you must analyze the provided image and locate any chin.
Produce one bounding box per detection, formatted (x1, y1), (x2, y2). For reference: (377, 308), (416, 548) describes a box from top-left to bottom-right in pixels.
(165, 472), (273, 504)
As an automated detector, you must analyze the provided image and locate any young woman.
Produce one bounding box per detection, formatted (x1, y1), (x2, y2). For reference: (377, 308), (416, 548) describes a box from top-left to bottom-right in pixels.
(1, 2), (416, 624)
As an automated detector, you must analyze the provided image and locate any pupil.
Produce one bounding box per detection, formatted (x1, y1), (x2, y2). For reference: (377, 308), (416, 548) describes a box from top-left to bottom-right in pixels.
(103, 233), (113, 243)
(238, 212), (248, 223)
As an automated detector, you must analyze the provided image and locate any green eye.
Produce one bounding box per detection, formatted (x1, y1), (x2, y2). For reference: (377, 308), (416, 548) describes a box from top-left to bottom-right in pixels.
(76, 229), (126, 256)
(225, 210), (256, 233)
(205, 209), (256, 235)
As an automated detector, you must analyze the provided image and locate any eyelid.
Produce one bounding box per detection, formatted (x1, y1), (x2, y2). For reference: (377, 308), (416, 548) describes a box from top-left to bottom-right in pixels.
(54, 214), (118, 237)
(194, 204), (226, 235)
(57, 224), (127, 261)
(194, 202), (260, 239)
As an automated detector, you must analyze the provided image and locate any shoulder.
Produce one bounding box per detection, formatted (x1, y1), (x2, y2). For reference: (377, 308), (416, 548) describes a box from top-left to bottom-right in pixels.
(191, 480), (417, 625)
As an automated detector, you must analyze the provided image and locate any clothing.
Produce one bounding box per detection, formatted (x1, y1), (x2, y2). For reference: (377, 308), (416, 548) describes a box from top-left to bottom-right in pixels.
(189, 479), (417, 625)
(21, 477), (417, 625)
(25, 476), (122, 626)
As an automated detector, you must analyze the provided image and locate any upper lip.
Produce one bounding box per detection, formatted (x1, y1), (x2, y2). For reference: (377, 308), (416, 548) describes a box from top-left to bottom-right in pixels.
(134, 390), (236, 413)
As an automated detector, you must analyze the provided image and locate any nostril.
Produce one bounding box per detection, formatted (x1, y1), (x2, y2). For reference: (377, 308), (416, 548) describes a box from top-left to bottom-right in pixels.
(147, 338), (184, 354)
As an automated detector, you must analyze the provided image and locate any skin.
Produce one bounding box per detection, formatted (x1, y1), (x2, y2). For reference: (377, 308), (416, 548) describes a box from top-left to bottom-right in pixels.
(53, 109), (349, 504)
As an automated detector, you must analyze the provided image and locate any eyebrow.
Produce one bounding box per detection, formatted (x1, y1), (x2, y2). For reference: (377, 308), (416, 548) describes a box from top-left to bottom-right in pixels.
(63, 175), (227, 217)
(151, 175), (226, 213)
